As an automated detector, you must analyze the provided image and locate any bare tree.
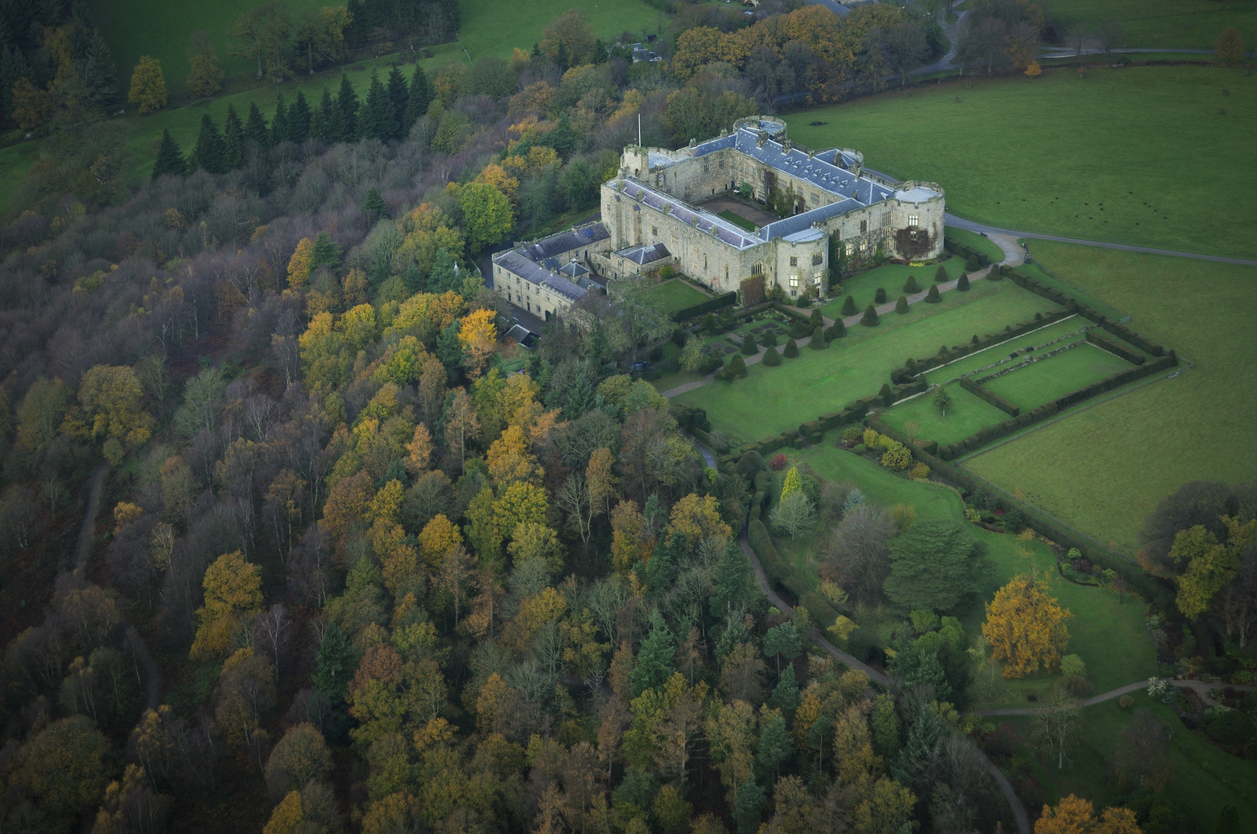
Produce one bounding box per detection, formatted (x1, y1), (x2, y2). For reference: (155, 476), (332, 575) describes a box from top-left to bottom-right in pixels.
(820, 504), (894, 605)
(1035, 691), (1080, 771)
(253, 604), (291, 681)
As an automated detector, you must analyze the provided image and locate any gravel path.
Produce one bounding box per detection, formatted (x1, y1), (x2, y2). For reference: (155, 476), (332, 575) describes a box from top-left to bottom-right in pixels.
(980, 679), (1257, 716)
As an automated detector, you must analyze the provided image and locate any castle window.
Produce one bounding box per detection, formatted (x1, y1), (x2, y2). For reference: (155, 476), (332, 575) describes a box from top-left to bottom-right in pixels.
(789, 274), (799, 288)
(789, 256), (798, 267)
(813, 273), (823, 285)
(845, 242), (854, 257)
(860, 219), (867, 234)
(812, 253), (823, 266)
(751, 263), (763, 275)
(908, 214), (919, 227)
(860, 239), (868, 253)
(652, 226), (658, 237)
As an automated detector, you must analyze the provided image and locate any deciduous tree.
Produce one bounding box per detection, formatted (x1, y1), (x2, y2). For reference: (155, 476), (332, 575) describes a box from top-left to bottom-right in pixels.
(186, 31), (224, 98)
(128, 55), (167, 114)
(191, 551), (264, 660)
(982, 573), (1072, 678)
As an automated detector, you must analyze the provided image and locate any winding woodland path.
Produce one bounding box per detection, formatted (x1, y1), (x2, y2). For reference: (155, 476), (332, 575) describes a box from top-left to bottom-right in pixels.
(980, 679), (1257, 717)
(72, 462), (109, 572)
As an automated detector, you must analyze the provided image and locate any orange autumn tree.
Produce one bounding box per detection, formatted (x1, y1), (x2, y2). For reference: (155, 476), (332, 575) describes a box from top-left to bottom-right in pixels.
(457, 309), (498, 377)
(1035, 795), (1142, 834)
(982, 572), (1071, 678)
(190, 551), (263, 660)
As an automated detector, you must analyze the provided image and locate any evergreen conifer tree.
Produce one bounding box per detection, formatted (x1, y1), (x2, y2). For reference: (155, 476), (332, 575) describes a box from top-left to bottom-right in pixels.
(191, 114), (226, 174)
(895, 295), (909, 314)
(630, 611), (675, 695)
(404, 63), (433, 130)
(548, 110), (574, 159)
(827, 318), (846, 340)
(386, 65), (408, 139)
(809, 308), (823, 328)
(783, 338), (799, 358)
(861, 304), (880, 327)
(314, 87), (336, 142)
(769, 664), (800, 711)
(935, 265), (949, 283)
(727, 353), (747, 377)
(957, 273), (970, 292)
(903, 274), (920, 293)
(336, 73), (359, 140)
(841, 294), (857, 317)
(222, 104), (245, 170)
(310, 232), (342, 270)
(363, 187), (389, 221)
(80, 32), (118, 109)
(270, 91), (290, 144)
(313, 622), (358, 704)
(288, 91), (311, 143)
(740, 333), (758, 355)
(925, 285), (941, 303)
(245, 101), (269, 148)
(810, 325), (826, 348)
(362, 72), (393, 141)
(761, 345), (781, 366)
(151, 129), (188, 180)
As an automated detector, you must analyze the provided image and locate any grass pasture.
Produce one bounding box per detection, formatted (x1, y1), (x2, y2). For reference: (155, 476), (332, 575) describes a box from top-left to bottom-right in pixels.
(982, 342), (1137, 411)
(944, 225), (1005, 263)
(674, 280), (1059, 444)
(964, 241), (1257, 553)
(646, 279), (710, 315)
(1048, 0), (1257, 49)
(786, 66), (1257, 259)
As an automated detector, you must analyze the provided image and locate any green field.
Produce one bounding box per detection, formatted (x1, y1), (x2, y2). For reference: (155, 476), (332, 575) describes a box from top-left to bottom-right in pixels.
(944, 226), (1005, 263)
(965, 241), (1257, 553)
(718, 210), (757, 232)
(923, 317), (1088, 383)
(647, 279), (710, 314)
(1002, 692), (1257, 832)
(456, 0), (666, 63)
(878, 383), (1010, 446)
(982, 342), (1136, 410)
(1049, 0), (1257, 49)
(675, 280), (1059, 444)
(787, 67), (1257, 259)
(820, 257), (968, 320)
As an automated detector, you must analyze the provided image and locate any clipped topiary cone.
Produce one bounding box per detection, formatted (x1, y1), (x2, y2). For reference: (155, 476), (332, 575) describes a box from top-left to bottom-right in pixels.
(784, 338), (800, 358)
(810, 325), (826, 349)
(903, 274), (920, 294)
(957, 273), (970, 292)
(925, 284), (941, 303)
(935, 265), (949, 283)
(874, 287), (887, 304)
(762, 345), (782, 366)
(861, 304), (880, 326)
(895, 295), (909, 314)
(842, 294), (858, 317)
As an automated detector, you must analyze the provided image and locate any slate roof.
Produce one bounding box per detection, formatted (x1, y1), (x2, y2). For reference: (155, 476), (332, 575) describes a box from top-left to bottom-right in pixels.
(494, 250), (588, 301)
(616, 243), (672, 265)
(518, 223), (610, 263)
(620, 181), (761, 250)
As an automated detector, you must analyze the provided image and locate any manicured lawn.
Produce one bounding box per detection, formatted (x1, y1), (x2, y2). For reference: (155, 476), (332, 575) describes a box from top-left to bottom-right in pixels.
(675, 280), (1060, 445)
(789, 443), (966, 523)
(647, 279), (710, 315)
(1049, 0), (1257, 49)
(786, 67), (1257, 259)
(718, 210), (757, 231)
(945, 226), (1005, 263)
(922, 317), (1088, 383)
(982, 343), (1136, 410)
(964, 241), (1257, 553)
(879, 383), (1010, 446)
(1001, 692), (1257, 832)
(820, 257), (968, 320)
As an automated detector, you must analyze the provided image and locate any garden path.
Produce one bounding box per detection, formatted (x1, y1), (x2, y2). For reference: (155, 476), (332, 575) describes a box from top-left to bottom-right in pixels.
(980, 679), (1257, 716)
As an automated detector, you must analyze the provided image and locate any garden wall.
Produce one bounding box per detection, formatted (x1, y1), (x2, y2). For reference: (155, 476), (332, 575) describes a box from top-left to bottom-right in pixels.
(673, 291), (737, 322)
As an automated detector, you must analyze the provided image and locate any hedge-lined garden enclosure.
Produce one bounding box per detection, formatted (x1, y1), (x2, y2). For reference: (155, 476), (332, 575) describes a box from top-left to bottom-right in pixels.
(819, 258), (969, 321)
(644, 278), (712, 317)
(673, 280), (1057, 444)
(965, 240), (1257, 554)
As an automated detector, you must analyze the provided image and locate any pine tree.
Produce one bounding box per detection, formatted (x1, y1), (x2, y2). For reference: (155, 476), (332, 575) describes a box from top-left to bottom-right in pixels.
(841, 294), (857, 317)
(362, 72), (393, 141)
(245, 101), (270, 148)
(336, 73), (359, 140)
(957, 273), (970, 292)
(151, 129), (188, 180)
(547, 110), (574, 159)
(314, 87), (336, 142)
(222, 104), (245, 170)
(271, 91), (290, 145)
(631, 611), (675, 695)
(895, 295), (909, 314)
(310, 232), (342, 270)
(756, 712), (792, 779)
(732, 779), (766, 834)
(288, 91), (311, 143)
(80, 32), (118, 109)
(810, 326), (826, 349)
(191, 114), (226, 174)
(363, 187), (389, 221)
(903, 274), (920, 293)
(312, 622), (358, 704)
(404, 63), (433, 130)
(783, 338), (799, 358)
(861, 304), (880, 327)
(386, 65), (408, 139)
(935, 265), (949, 283)
(768, 664), (799, 711)
(925, 285), (941, 303)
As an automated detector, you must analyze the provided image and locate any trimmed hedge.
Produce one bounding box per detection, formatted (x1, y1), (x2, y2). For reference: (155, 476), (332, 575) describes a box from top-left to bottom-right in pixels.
(869, 416), (1174, 609)
(672, 291), (737, 322)
(888, 309), (1074, 383)
(1101, 320), (1164, 357)
(945, 237), (991, 267)
(825, 319), (846, 341)
(959, 377), (1020, 416)
(1086, 330), (1145, 365)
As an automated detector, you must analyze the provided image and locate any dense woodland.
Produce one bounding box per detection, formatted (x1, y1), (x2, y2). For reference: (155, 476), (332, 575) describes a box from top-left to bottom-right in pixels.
(0, 1), (1253, 834)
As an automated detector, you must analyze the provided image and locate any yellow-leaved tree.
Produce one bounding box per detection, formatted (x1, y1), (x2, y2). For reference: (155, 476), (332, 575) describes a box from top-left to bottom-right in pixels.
(287, 238), (315, 289)
(127, 55), (168, 114)
(982, 572), (1071, 679)
(457, 308), (498, 378)
(190, 551), (263, 660)
(65, 365), (155, 456)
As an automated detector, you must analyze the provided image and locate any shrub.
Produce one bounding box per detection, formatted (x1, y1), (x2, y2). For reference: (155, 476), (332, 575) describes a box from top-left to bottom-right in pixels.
(1205, 709), (1256, 746)
(842, 425), (863, 444)
(769, 453), (788, 470)
(874, 287), (887, 304)
(841, 294), (857, 316)
(797, 295), (813, 308)
(852, 444), (867, 454)
(861, 305), (880, 327)
(826, 319), (846, 340)
(741, 333), (758, 355)
(761, 329), (778, 347)
(1055, 675), (1094, 698)
(895, 295), (909, 314)
(903, 275), (920, 293)
(1118, 695), (1134, 709)
(648, 345), (664, 361)
(846, 628), (882, 664)
(726, 353), (747, 378)
(970, 334), (980, 344)
(672, 328), (688, 346)
(911, 462), (930, 481)
(737, 450), (766, 479)
(784, 339), (799, 358)
(881, 441), (912, 470)
(809, 326), (826, 349)
(862, 428), (880, 447)
(965, 255), (979, 272)
(986, 264), (1003, 281)
(700, 352), (723, 373)
(659, 264), (676, 279)
(809, 309), (824, 328)
(703, 313), (718, 334)
(1060, 655), (1087, 678)
(924, 285), (941, 303)
(762, 345), (782, 366)
(957, 273), (970, 292)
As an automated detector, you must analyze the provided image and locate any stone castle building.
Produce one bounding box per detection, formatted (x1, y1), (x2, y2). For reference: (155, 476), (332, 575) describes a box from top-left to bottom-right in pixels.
(491, 222), (613, 320)
(596, 117), (945, 298)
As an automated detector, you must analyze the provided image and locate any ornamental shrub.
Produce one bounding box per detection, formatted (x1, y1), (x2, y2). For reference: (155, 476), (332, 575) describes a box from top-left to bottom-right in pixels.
(737, 450), (766, 478)
(825, 319), (846, 340)
(861, 305), (880, 327)
(1206, 708), (1256, 746)
(842, 425), (863, 444)
(903, 275), (920, 293)
(783, 338), (799, 358)
(881, 441), (912, 470)
(965, 255), (979, 272)
(957, 273), (970, 292)
(727, 353), (747, 378)
(911, 462), (930, 481)
(895, 295), (909, 314)
(1118, 695), (1134, 709)
(761, 329), (778, 347)
(852, 443), (867, 454)
(925, 285), (941, 303)
(741, 333), (758, 355)
(841, 294), (857, 316)
(769, 453), (788, 470)
(809, 309), (824, 328)
(863, 428), (879, 447)
(935, 265), (949, 283)
(762, 345), (782, 366)
(809, 326), (826, 349)
(986, 264), (1003, 281)
(672, 328), (687, 346)
(879, 383), (893, 405)
(874, 287), (887, 304)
